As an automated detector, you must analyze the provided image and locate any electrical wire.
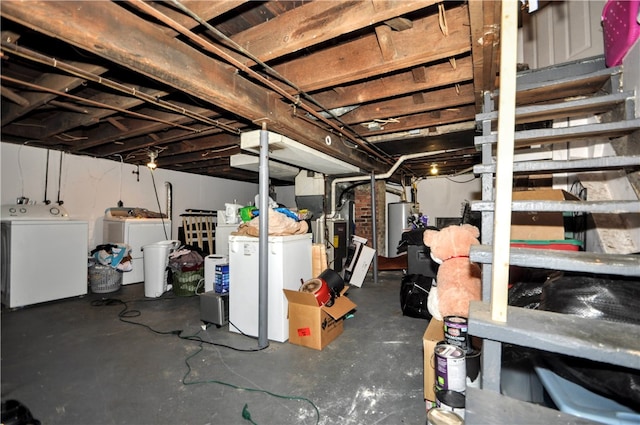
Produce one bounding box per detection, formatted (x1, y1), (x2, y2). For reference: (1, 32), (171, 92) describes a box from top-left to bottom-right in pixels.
(90, 297), (181, 335)
(131, 0), (394, 167)
(180, 329), (320, 425)
(445, 174), (478, 184)
(112, 154), (125, 207)
(91, 297), (321, 424)
(148, 167), (169, 240)
(90, 297), (268, 352)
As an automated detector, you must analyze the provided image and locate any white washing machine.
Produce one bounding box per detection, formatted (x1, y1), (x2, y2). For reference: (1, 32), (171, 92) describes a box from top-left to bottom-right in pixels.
(1, 204), (89, 308)
(103, 208), (171, 285)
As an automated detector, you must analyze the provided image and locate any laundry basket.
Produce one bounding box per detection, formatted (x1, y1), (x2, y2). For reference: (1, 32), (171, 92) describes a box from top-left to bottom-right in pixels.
(171, 265), (204, 297)
(89, 264), (122, 293)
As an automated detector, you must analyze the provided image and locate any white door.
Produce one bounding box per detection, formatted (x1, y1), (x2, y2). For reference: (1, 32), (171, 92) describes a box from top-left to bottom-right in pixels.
(519, 1), (606, 69)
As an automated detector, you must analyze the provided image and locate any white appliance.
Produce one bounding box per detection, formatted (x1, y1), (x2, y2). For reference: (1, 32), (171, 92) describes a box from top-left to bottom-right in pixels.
(228, 233), (312, 342)
(215, 223), (238, 256)
(1, 204), (89, 308)
(387, 201), (414, 257)
(103, 209), (171, 285)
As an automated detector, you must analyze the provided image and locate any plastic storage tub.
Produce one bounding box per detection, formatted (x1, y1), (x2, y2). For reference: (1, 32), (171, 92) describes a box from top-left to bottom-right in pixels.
(510, 239), (582, 251)
(535, 363), (640, 425)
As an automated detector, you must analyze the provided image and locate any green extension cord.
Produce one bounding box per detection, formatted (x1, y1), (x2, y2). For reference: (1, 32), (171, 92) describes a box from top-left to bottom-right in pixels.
(181, 331), (320, 425)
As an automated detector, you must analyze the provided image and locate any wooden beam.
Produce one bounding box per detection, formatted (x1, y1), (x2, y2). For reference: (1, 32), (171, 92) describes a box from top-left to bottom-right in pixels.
(0, 0), (380, 172)
(271, 4), (471, 92)
(157, 146), (242, 166)
(374, 25), (397, 62)
(0, 86), (30, 106)
(44, 90), (168, 138)
(0, 61), (107, 126)
(339, 83), (475, 124)
(384, 17), (413, 31)
(361, 106), (477, 136)
(87, 116), (237, 157)
(229, 1), (437, 64)
(106, 117), (129, 132)
(491, 0), (519, 323)
(308, 56), (474, 110)
(151, 0), (247, 32)
(468, 0), (501, 111)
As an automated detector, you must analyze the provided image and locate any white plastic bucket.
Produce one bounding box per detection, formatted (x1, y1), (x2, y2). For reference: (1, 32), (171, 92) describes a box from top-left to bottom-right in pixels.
(142, 240), (180, 298)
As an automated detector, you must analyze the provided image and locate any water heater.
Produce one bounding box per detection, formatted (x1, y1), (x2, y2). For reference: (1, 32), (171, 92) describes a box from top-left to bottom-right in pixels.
(387, 202), (414, 257)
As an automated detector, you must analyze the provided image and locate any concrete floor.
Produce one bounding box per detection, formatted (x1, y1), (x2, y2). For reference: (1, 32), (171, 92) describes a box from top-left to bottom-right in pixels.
(1, 270), (429, 425)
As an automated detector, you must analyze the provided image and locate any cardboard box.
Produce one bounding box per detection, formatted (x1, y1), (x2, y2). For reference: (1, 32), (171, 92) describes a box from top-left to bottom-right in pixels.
(283, 287), (356, 350)
(423, 318), (444, 402)
(511, 189), (578, 241)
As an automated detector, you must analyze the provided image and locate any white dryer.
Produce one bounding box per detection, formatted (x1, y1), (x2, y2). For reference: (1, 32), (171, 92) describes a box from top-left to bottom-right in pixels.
(103, 208), (171, 285)
(1, 204), (89, 308)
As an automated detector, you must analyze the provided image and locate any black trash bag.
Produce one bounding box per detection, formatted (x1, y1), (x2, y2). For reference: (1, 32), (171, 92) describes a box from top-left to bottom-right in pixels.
(508, 269), (559, 309)
(1, 400), (40, 425)
(541, 272), (640, 325)
(397, 227), (439, 254)
(539, 272), (640, 410)
(400, 273), (432, 320)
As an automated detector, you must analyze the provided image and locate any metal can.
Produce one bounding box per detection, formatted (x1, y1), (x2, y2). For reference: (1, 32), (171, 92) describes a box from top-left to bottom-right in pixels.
(443, 316), (469, 353)
(436, 389), (465, 419)
(427, 407), (464, 425)
(465, 348), (481, 389)
(434, 344), (466, 393)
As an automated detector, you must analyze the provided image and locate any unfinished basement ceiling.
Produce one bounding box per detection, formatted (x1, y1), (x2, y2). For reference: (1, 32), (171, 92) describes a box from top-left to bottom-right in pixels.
(0, 1), (501, 183)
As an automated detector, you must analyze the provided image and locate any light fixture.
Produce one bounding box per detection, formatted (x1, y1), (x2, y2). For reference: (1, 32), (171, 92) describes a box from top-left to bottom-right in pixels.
(230, 153), (299, 181)
(146, 151), (158, 170)
(430, 164), (438, 175)
(240, 130), (360, 175)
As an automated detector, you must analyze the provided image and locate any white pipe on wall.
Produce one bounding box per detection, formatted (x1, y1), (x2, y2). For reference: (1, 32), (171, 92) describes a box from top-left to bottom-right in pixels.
(328, 150), (448, 218)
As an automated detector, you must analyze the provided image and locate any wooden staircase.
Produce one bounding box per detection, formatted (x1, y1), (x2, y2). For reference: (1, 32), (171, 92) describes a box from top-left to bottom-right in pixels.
(466, 55), (640, 423)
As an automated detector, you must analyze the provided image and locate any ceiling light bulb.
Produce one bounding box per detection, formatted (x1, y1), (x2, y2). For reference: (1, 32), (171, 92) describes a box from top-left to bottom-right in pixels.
(147, 152), (157, 170)
(430, 164), (438, 175)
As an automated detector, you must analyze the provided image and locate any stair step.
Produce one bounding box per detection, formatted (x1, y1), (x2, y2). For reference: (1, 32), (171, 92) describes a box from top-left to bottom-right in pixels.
(471, 200), (640, 214)
(468, 301), (640, 369)
(469, 245), (640, 277)
(473, 155), (640, 174)
(465, 387), (601, 425)
(515, 56), (608, 86)
(476, 91), (633, 126)
(514, 66), (620, 106)
(493, 56), (621, 106)
(475, 119), (640, 148)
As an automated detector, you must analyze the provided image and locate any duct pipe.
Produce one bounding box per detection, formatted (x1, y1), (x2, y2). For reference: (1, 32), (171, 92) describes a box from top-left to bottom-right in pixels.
(328, 150), (450, 219)
(258, 123), (270, 349)
(164, 181), (173, 238)
(385, 185), (406, 199)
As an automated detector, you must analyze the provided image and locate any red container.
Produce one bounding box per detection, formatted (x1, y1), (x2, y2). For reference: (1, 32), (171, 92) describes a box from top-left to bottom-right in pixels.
(300, 278), (332, 306)
(510, 239), (582, 251)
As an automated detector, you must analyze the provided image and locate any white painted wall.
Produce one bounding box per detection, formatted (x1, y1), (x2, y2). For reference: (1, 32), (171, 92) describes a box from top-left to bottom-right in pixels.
(414, 174), (481, 226)
(0, 142), (272, 249)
